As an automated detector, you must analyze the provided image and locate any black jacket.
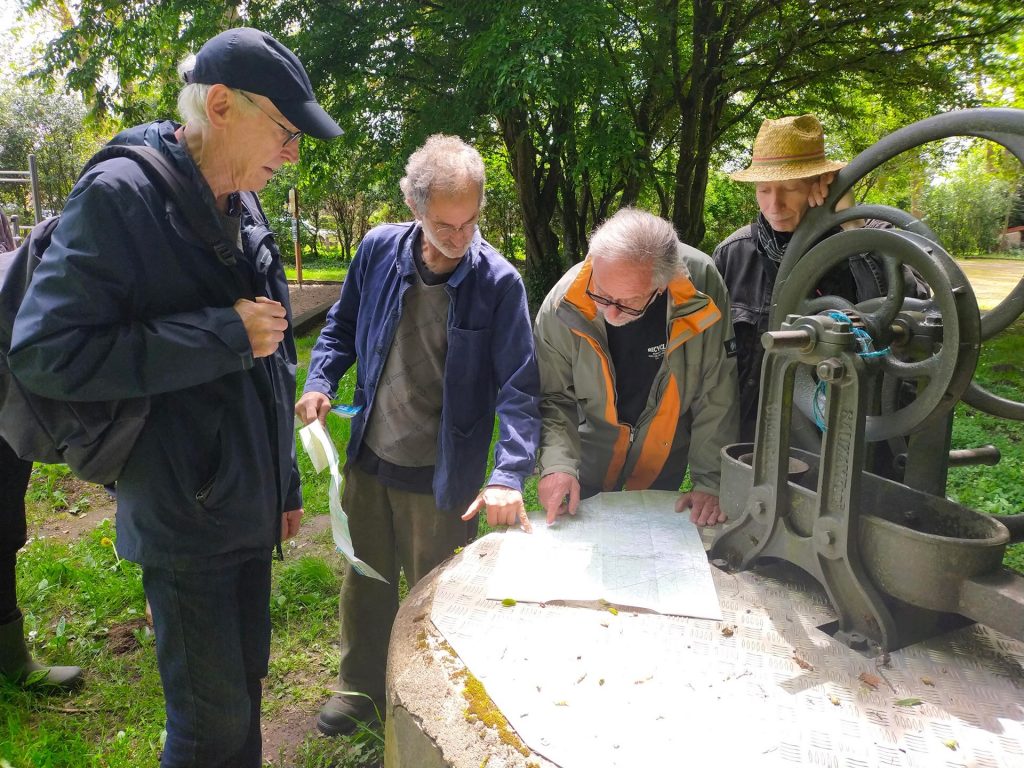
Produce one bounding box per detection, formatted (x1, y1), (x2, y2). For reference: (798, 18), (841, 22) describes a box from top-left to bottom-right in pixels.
(9, 121), (301, 568)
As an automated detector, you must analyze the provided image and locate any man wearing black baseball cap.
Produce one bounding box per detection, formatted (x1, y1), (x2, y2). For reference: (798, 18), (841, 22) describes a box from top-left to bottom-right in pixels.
(10, 27), (339, 767)
(186, 27), (342, 142)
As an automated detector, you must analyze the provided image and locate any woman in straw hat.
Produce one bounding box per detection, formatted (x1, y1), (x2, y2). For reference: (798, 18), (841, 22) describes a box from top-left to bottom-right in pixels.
(712, 114), (925, 443)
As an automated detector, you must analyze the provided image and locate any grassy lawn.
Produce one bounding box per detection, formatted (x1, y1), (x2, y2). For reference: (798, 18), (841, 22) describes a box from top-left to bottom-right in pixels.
(961, 250), (1024, 261)
(2, 318), (1021, 767)
(284, 265), (349, 283)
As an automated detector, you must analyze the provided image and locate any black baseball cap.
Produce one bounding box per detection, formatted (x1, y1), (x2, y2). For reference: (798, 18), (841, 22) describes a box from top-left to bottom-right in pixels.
(185, 27), (342, 140)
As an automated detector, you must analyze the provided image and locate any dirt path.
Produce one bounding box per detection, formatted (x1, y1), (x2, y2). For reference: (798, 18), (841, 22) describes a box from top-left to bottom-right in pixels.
(288, 281), (340, 319)
(956, 258), (1024, 310)
(28, 481), (116, 542)
(30, 481), (333, 552)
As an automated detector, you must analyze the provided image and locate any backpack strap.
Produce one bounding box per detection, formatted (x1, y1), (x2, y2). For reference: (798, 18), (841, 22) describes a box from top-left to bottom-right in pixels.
(82, 145), (244, 268)
(239, 191), (282, 274)
(82, 145), (255, 300)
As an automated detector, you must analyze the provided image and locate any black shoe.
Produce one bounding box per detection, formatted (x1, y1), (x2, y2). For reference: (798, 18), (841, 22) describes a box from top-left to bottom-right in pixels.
(316, 693), (382, 737)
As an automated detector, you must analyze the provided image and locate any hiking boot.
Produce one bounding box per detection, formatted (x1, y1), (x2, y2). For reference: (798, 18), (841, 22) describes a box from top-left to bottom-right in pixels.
(0, 613), (84, 691)
(316, 692), (382, 737)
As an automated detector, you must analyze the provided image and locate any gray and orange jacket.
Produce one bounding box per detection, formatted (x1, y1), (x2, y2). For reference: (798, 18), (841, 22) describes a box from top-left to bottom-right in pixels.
(534, 245), (739, 497)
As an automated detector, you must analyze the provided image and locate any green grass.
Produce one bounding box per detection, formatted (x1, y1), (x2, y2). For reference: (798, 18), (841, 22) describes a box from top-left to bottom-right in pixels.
(23, 464), (92, 520)
(961, 249), (1024, 261)
(2, 520), (166, 766)
(284, 266), (348, 282)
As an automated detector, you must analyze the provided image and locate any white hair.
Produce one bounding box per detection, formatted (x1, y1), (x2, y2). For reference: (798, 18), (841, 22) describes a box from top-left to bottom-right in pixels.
(588, 208), (688, 287)
(175, 54), (257, 127)
(399, 134), (486, 215)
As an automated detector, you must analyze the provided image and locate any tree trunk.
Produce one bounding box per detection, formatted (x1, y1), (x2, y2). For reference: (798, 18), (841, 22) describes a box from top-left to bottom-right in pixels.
(671, 0), (728, 248)
(499, 107), (565, 304)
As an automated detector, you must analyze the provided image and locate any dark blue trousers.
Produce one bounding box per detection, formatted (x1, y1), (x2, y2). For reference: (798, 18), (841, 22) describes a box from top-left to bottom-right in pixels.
(143, 554), (272, 768)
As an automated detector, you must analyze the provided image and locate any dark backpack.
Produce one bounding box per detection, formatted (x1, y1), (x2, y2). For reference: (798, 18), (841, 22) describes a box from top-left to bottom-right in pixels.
(0, 144), (247, 484)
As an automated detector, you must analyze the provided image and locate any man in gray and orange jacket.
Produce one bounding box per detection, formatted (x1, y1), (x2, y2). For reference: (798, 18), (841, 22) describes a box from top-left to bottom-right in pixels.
(534, 208), (739, 527)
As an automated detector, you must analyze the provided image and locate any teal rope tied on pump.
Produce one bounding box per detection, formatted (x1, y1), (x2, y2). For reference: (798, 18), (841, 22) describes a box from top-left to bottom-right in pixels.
(813, 310), (892, 430)
(825, 310), (891, 358)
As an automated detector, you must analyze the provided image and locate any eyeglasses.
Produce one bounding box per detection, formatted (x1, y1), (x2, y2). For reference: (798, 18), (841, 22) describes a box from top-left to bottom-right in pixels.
(238, 91), (302, 147)
(427, 215), (479, 237)
(585, 274), (659, 317)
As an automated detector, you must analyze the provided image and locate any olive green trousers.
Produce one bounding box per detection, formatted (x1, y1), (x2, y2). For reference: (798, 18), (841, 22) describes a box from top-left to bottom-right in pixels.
(336, 464), (475, 704)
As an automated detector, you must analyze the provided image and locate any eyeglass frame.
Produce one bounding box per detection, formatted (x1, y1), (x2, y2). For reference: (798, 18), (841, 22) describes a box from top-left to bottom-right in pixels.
(585, 273), (660, 317)
(237, 90), (302, 147)
(424, 213), (480, 238)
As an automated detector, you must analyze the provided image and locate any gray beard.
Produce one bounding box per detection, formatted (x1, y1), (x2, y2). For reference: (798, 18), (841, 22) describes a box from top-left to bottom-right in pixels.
(601, 310), (639, 327)
(421, 223), (472, 262)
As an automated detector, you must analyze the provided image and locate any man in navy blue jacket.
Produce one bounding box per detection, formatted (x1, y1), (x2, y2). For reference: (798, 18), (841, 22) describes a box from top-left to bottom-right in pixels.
(10, 29), (341, 767)
(296, 134), (541, 736)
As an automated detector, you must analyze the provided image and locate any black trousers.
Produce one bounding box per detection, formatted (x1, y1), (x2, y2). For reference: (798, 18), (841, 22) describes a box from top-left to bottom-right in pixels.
(1, 437), (32, 624)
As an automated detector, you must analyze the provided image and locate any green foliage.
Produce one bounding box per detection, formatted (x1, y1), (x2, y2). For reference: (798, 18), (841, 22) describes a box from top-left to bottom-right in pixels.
(11, 0), (1024, 301)
(975, 28), (1024, 110)
(24, 464), (95, 520)
(0, 78), (109, 224)
(260, 160), (300, 244)
(15, 0), (1018, 301)
(24, 0), (241, 124)
(481, 143), (526, 263)
(700, 171), (759, 253)
(918, 144), (1021, 256)
(299, 134), (397, 261)
(24, 463), (73, 502)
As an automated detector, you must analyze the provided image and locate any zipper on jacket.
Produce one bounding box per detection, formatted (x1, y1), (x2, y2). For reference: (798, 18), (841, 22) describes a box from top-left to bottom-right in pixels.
(195, 476), (214, 503)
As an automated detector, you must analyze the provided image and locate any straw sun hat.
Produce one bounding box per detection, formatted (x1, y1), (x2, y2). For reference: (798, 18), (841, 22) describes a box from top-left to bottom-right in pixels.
(729, 114), (846, 183)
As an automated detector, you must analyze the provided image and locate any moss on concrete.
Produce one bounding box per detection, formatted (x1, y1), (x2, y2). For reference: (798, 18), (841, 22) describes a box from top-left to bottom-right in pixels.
(459, 669), (530, 758)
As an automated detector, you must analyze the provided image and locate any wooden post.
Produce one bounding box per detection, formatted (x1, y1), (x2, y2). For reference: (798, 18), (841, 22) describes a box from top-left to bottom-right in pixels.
(28, 154), (42, 224)
(289, 187), (303, 287)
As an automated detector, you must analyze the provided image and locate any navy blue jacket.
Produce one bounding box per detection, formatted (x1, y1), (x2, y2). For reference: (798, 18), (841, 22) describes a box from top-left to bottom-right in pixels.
(9, 121), (301, 568)
(303, 223), (540, 511)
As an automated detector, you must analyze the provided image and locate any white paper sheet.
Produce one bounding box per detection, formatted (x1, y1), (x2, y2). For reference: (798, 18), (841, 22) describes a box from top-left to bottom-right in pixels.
(297, 421), (387, 583)
(486, 490), (721, 619)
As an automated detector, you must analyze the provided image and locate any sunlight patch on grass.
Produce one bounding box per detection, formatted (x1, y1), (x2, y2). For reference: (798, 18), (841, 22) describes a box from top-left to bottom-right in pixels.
(285, 266), (349, 282)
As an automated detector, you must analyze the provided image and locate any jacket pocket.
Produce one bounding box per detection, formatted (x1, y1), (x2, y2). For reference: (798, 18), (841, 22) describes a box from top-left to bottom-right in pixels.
(194, 432), (222, 508)
(446, 326), (493, 435)
(194, 421), (255, 515)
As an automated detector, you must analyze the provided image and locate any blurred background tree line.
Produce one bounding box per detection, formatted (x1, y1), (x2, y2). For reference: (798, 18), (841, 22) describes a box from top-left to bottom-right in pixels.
(1, 0), (1022, 300)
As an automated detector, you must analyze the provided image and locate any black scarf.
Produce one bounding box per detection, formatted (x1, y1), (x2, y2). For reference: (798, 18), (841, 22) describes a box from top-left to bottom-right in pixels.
(755, 212), (794, 265)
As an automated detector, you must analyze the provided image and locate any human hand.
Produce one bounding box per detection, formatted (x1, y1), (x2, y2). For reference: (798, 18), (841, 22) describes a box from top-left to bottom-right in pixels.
(234, 296), (288, 358)
(281, 507), (303, 541)
(295, 391), (331, 426)
(462, 485), (532, 532)
(538, 471), (581, 525)
(675, 490), (726, 527)
(806, 172), (835, 208)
